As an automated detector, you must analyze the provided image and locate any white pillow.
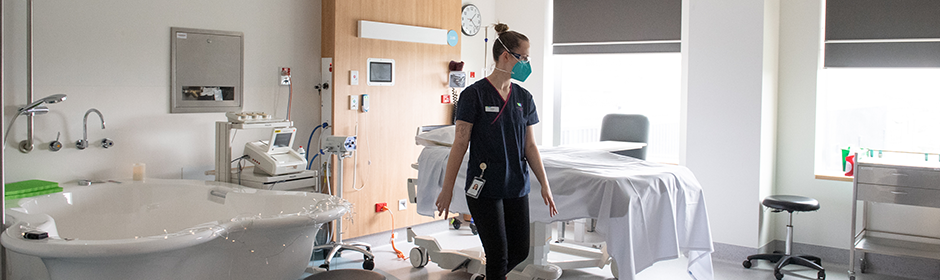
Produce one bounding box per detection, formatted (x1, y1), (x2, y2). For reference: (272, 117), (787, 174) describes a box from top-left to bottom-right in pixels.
(415, 126), (455, 147)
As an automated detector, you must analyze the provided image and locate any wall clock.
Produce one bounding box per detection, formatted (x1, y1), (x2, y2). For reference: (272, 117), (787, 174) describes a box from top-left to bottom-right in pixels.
(461, 4), (482, 36)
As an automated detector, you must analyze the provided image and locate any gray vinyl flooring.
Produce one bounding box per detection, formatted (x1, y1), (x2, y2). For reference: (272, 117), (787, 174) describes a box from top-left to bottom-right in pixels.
(302, 225), (909, 280)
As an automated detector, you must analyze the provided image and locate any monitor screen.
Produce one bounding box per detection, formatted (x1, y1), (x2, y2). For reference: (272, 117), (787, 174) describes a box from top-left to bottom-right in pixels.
(370, 62), (393, 83)
(272, 132), (292, 148)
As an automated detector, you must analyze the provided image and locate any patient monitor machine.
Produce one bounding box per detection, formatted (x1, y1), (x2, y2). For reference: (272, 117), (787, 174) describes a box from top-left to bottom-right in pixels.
(244, 127), (307, 176)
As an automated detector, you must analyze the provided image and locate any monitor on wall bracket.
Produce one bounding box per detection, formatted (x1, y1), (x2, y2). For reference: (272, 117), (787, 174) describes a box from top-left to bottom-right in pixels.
(367, 58), (395, 86)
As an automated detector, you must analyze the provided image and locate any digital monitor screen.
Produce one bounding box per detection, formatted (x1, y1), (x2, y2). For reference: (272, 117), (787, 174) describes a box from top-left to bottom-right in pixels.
(272, 132), (292, 148)
(370, 62), (393, 83)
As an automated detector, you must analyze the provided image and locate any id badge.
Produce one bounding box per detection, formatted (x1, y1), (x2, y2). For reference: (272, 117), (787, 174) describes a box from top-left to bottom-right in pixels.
(466, 176), (485, 198)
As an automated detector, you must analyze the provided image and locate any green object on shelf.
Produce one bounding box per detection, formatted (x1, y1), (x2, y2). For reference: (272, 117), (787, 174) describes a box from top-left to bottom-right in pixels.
(5, 187), (63, 199)
(842, 148), (850, 172)
(5, 179), (61, 198)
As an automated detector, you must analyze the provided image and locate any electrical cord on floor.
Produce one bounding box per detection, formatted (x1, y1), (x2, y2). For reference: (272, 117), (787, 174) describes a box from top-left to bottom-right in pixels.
(380, 205), (408, 260)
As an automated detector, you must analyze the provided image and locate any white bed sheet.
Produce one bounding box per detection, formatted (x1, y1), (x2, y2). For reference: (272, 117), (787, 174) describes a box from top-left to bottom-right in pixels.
(415, 145), (714, 280)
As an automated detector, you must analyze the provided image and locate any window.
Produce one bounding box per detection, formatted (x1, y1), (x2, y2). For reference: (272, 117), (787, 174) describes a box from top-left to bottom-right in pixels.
(815, 68), (940, 175)
(817, 1), (940, 176)
(555, 53), (681, 163)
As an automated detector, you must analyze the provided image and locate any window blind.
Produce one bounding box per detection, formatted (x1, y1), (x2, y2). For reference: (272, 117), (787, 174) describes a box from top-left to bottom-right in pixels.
(553, 0), (681, 54)
(825, 0), (940, 67)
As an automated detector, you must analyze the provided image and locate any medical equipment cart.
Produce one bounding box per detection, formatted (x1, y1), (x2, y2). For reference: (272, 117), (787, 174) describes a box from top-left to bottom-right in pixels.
(849, 156), (940, 280)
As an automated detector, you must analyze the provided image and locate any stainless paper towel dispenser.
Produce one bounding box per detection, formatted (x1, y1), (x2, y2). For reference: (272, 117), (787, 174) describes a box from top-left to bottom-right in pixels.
(170, 27), (243, 113)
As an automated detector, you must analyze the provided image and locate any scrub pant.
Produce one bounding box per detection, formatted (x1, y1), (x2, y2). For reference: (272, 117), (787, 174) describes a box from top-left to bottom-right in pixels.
(466, 194), (530, 280)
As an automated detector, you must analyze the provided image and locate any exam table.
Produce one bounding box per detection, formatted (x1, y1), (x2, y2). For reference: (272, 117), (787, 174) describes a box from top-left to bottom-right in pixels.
(408, 127), (714, 280)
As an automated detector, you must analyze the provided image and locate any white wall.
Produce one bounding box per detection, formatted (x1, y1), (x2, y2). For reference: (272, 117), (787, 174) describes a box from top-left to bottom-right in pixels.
(684, 0), (779, 248)
(493, 0), (552, 146)
(759, 0), (781, 249)
(775, 0), (846, 249)
(460, 0), (495, 89)
(2, 0), (323, 184)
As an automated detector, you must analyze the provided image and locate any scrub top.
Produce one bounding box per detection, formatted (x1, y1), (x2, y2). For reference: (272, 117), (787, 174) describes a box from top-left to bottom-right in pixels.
(455, 78), (539, 199)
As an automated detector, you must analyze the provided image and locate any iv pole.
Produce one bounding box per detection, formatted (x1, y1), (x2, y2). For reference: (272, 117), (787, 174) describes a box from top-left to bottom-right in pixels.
(312, 150), (375, 270)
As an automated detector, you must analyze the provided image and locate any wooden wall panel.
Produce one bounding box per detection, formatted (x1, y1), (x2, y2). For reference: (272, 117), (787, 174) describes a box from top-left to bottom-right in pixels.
(322, 0), (460, 238)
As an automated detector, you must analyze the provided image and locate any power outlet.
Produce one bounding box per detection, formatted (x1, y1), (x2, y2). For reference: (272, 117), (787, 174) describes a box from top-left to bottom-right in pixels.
(280, 67), (291, 86)
(398, 199), (407, 211)
(375, 202), (387, 212)
(349, 95), (359, 110)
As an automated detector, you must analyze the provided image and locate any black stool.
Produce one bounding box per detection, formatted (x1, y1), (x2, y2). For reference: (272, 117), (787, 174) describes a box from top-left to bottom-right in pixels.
(743, 195), (825, 280)
(303, 269), (386, 280)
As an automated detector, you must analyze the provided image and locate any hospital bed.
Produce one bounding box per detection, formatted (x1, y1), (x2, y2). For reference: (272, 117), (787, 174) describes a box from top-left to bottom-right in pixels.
(408, 126), (715, 280)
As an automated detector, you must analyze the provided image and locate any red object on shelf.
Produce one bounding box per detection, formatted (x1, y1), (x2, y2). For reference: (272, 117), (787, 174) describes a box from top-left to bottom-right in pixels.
(844, 155), (856, 176)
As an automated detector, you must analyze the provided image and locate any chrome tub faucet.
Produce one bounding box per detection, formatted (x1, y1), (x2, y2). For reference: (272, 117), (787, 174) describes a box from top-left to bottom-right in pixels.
(76, 108), (112, 149)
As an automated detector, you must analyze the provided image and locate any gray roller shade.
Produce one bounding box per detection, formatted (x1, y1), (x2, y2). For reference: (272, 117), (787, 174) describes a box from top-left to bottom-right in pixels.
(553, 0), (681, 54)
(825, 0), (940, 67)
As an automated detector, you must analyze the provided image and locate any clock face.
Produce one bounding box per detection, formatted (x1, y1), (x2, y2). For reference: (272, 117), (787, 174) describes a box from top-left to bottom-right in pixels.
(461, 4), (481, 36)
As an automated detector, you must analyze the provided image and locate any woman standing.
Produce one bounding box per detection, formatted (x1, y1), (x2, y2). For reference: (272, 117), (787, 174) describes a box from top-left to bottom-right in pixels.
(436, 23), (557, 280)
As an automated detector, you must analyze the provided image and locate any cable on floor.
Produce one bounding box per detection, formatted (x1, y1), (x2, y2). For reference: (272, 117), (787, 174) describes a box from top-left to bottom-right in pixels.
(380, 205), (407, 260)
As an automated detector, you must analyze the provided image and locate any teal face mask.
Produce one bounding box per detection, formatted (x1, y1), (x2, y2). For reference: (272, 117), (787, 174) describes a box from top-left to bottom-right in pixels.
(497, 37), (532, 82)
(510, 60), (531, 82)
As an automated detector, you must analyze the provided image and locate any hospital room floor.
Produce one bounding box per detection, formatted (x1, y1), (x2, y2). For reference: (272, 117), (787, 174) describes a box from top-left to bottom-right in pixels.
(303, 226), (909, 280)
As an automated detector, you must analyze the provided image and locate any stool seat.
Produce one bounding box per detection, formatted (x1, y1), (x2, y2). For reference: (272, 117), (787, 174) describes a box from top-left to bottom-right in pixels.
(304, 269), (386, 280)
(763, 195), (819, 212)
(746, 195), (826, 279)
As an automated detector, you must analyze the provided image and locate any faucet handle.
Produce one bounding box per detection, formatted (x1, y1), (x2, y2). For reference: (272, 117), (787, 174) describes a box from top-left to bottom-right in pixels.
(76, 139), (88, 150)
(101, 138), (114, 149)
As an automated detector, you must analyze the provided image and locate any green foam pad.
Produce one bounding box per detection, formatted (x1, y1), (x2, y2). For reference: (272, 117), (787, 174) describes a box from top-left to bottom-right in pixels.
(5, 186), (63, 199)
(5, 180), (59, 196)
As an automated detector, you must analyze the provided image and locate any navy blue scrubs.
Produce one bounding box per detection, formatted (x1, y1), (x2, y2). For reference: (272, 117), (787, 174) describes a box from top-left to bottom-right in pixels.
(454, 77), (539, 279)
(455, 78), (539, 199)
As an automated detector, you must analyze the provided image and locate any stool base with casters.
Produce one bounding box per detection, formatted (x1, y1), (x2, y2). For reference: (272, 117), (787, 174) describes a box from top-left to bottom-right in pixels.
(312, 241), (375, 270)
(743, 195), (826, 280)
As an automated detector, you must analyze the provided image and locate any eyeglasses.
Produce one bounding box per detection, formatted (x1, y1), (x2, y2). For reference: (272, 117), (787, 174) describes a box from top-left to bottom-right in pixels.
(507, 51), (530, 62)
(496, 37), (530, 62)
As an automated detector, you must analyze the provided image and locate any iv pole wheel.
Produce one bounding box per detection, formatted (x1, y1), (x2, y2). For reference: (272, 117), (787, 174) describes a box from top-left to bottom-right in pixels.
(18, 140), (33, 153)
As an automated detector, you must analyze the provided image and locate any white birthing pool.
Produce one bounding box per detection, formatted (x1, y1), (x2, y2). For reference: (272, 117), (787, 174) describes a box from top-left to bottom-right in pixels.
(2, 179), (349, 280)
